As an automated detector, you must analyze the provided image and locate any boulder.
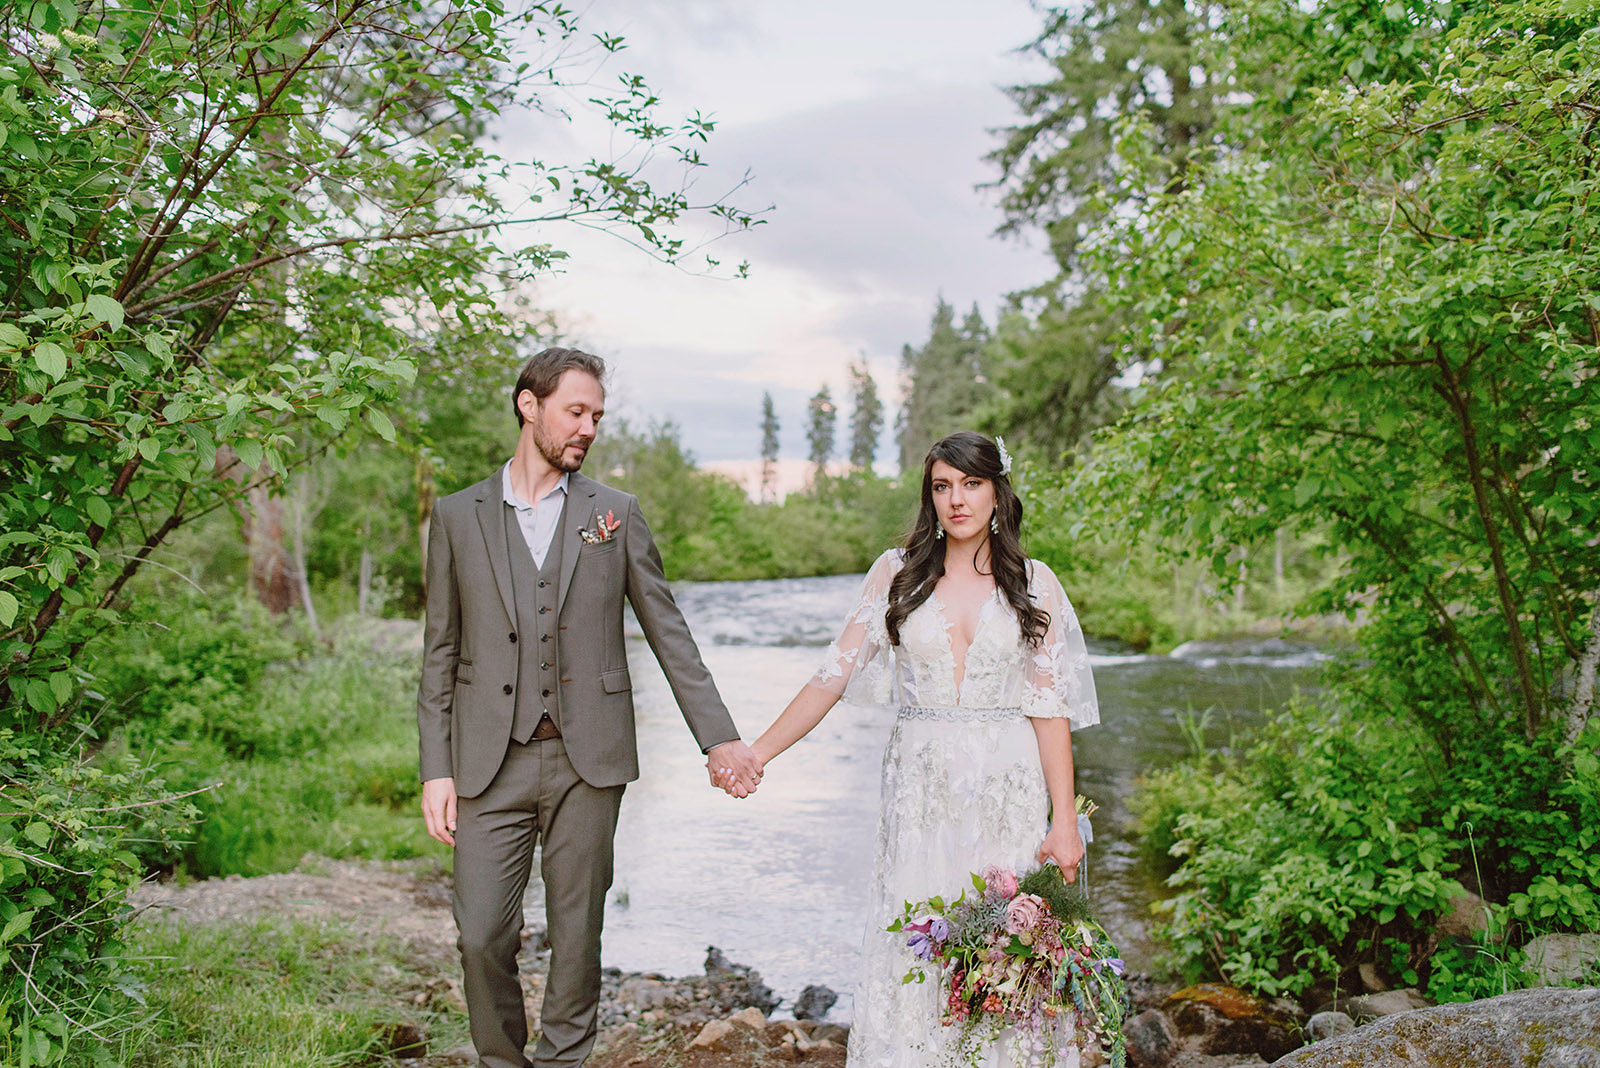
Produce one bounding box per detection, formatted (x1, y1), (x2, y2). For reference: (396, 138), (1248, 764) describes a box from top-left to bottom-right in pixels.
(1344, 988), (1432, 1020)
(1164, 984), (1304, 1061)
(793, 983), (838, 1020)
(1356, 963), (1388, 993)
(1524, 933), (1600, 986)
(1273, 986), (1600, 1068)
(1433, 889), (1491, 940)
(1124, 1008), (1178, 1066)
(1305, 1011), (1355, 1042)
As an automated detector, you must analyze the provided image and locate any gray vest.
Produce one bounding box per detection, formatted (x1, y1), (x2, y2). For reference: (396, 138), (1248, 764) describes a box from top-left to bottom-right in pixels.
(504, 499), (566, 743)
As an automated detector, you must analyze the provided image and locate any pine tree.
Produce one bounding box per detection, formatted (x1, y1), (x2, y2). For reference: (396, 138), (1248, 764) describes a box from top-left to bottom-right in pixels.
(806, 385), (837, 481)
(759, 391), (780, 504)
(896, 300), (994, 471)
(847, 362), (884, 471)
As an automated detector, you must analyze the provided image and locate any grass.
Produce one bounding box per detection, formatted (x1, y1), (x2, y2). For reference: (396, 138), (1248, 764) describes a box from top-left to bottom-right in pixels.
(118, 916), (467, 1068)
(104, 629), (448, 880)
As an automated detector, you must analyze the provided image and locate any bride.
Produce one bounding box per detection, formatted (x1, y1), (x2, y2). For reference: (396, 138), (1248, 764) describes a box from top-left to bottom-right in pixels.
(717, 431), (1101, 1067)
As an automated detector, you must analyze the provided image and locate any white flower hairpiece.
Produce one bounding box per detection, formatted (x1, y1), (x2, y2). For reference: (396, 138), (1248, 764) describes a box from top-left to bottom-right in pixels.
(995, 436), (1013, 476)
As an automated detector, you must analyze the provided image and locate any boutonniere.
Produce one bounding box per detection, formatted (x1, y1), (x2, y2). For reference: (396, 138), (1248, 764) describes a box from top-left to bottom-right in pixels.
(580, 508), (622, 544)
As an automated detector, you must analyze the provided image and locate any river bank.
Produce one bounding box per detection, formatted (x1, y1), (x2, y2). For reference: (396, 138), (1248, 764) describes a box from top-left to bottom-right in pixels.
(120, 857), (1270, 1068)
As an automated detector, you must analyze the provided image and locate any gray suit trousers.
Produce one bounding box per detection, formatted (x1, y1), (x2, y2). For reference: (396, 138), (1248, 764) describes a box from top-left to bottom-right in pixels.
(453, 738), (624, 1068)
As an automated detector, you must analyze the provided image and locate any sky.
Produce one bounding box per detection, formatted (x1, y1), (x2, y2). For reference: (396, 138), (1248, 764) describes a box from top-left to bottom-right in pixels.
(493, 0), (1057, 463)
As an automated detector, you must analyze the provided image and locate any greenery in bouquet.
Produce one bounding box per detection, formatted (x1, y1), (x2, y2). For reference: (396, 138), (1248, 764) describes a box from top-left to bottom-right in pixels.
(889, 797), (1128, 1067)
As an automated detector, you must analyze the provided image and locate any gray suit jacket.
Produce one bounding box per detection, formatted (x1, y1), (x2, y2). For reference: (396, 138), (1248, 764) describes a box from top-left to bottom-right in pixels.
(417, 470), (739, 797)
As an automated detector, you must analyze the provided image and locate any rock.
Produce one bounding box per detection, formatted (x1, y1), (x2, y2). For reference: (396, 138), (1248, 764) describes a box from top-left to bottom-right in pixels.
(1164, 984), (1304, 1061)
(794, 983), (839, 1020)
(701, 945), (779, 1014)
(688, 1018), (736, 1050)
(618, 976), (671, 1011)
(1124, 1008), (1178, 1066)
(728, 1005), (768, 1031)
(1271, 986), (1600, 1068)
(1357, 962), (1388, 993)
(1345, 988), (1432, 1020)
(812, 1023), (849, 1045)
(1433, 889), (1490, 939)
(1524, 932), (1600, 986)
(1305, 1011), (1355, 1042)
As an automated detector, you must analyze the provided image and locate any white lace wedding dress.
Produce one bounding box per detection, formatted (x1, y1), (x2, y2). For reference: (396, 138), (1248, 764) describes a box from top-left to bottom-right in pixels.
(812, 549), (1100, 1068)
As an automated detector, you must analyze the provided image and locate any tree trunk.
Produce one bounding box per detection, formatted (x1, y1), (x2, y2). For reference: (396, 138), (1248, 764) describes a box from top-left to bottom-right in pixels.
(416, 455), (435, 600)
(358, 546), (374, 617)
(1274, 527), (1285, 595)
(248, 481), (296, 615)
(1567, 593), (1600, 747)
(290, 499), (320, 639)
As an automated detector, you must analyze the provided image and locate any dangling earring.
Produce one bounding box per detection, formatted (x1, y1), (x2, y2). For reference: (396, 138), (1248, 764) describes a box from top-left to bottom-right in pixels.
(990, 515), (999, 534)
(934, 524), (945, 540)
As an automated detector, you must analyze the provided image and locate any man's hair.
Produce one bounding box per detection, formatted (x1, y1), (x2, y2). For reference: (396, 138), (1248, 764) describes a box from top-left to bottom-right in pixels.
(512, 347), (607, 426)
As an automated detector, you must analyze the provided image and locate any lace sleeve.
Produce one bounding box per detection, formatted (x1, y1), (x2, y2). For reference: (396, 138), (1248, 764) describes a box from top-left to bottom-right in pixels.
(1020, 561), (1100, 729)
(809, 549), (900, 706)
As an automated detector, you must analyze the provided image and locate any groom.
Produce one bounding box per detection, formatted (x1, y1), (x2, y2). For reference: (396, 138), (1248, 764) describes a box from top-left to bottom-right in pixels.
(416, 346), (763, 1068)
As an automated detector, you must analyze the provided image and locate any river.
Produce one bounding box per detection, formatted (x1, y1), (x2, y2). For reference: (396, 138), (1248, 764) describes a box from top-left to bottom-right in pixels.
(521, 572), (1323, 1019)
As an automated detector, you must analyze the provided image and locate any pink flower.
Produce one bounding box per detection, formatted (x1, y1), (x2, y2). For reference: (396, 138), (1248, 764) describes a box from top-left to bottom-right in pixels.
(1004, 893), (1047, 935)
(980, 865), (1019, 899)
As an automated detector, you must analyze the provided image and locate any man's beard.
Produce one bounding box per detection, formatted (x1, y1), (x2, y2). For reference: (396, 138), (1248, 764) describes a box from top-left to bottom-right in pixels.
(534, 420), (588, 473)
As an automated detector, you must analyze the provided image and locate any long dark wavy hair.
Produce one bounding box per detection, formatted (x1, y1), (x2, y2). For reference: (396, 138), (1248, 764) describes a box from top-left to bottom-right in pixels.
(886, 431), (1049, 648)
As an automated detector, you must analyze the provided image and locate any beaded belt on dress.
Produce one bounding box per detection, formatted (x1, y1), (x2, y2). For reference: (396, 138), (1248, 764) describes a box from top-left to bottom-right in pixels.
(897, 705), (1024, 722)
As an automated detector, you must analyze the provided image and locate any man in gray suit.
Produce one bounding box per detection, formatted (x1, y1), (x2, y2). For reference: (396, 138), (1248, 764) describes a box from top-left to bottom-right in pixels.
(417, 347), (763, 1068)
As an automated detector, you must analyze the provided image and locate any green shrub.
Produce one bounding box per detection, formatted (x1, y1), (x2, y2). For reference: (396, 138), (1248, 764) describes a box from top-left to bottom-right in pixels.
(1143, 700), (1600, 1000)
(88, 587), (315, 759)
(0, 730), (194, 1066)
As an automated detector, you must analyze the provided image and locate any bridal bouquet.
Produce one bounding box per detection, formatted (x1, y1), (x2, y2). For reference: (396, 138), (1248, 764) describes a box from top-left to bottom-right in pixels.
(888, 797), (1128, 1067)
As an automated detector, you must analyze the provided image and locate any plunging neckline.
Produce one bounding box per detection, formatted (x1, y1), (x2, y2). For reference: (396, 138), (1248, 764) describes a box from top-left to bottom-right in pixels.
(925, 587), (1002, 703)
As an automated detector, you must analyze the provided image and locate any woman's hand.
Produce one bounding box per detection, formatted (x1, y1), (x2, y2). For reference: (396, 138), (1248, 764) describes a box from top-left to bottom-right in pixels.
(1036, 819), (1085, 882)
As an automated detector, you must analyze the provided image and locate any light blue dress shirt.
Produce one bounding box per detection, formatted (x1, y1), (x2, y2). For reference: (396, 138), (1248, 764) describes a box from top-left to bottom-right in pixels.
(501, 463), (569, 569)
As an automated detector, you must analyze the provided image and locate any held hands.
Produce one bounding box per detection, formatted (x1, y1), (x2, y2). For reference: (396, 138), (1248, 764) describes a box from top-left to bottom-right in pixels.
(1036, 819), (1085, 883)
(421, 777), (458, 847)
(706, 739), (764, 799)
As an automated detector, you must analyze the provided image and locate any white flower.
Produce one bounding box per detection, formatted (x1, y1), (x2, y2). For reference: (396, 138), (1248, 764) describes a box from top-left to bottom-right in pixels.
(995, 436), (1013, 476)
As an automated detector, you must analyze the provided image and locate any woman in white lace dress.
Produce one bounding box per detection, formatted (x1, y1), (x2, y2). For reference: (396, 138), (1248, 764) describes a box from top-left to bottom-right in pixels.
(722, 431), (1100, 1067)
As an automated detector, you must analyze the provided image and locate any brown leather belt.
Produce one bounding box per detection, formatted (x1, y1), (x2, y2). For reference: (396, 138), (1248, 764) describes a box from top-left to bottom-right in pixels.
(531, 714), (562, 740)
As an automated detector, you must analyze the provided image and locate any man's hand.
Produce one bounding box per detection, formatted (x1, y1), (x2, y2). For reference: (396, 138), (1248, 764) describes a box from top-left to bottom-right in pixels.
(421, 776), (458, 846)
(706, 740), (763, 799)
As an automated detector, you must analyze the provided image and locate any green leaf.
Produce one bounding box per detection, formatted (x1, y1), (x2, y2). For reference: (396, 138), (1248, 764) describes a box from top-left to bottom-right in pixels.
(85, 495), (112, 527)
(24, 822), (50, 849)
(33, 341), (69, 380)
(365, 407), (397, 441)
(84, 293), (124, 331)
(0, 591), (17, 627)
(235, 438), (264, 470)
(0, 909), (33, 945)
(0, 323), (25, 349)
(137, 437), (160, 462)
